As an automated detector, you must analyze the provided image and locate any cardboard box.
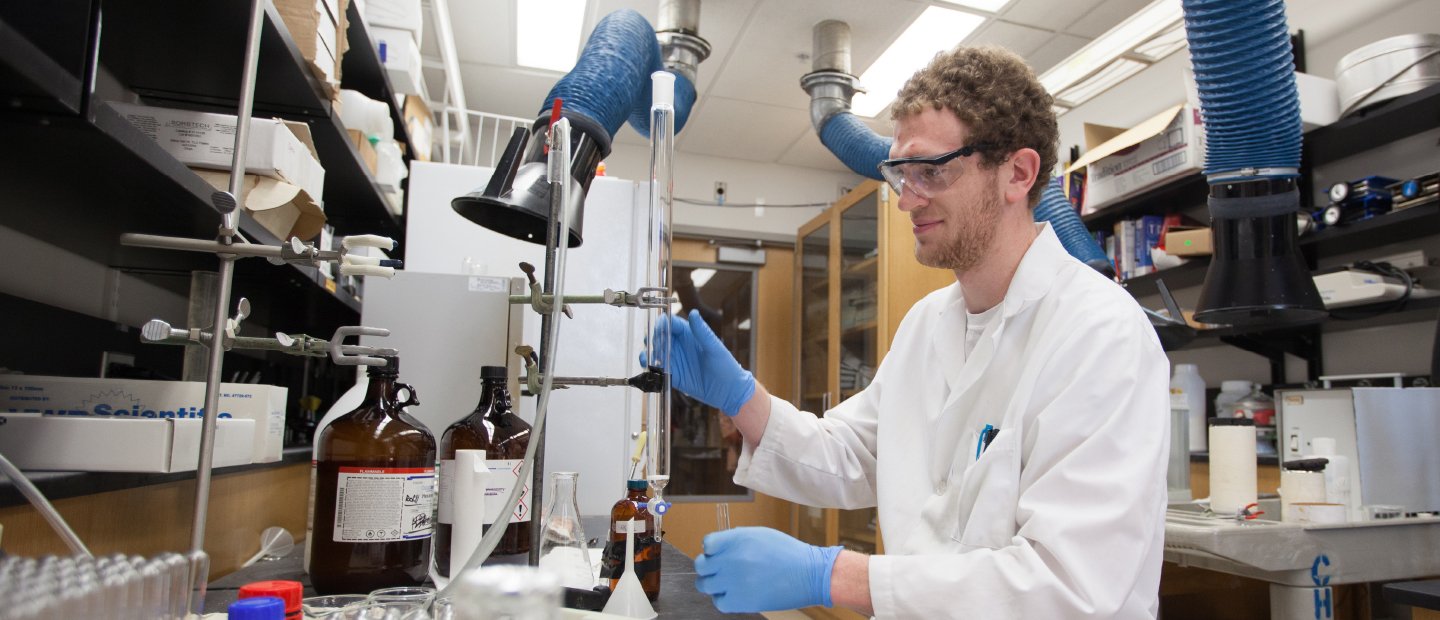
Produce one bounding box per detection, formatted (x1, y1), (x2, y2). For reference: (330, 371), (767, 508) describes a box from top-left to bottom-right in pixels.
(194, 170), (327, 241)
(112, 103), (328, 202)
(371, 25), (424, 96)
(1165, 227), (1213, 256)
(348, 128), (378, 174)
(402, 95), (433, 162)
(275, 0), (350, 93)
(0, 415), (253, 472)
(0, 375), (288, 464)
(1067, 104), (1206, 214)
(365, 0), (422, 47)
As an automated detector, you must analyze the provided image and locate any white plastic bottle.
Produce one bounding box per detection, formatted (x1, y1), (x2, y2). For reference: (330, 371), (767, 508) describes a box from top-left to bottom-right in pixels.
(1310, 437), (1353, 522)
(1171, 364), (1207, 451)
(1214, 380), (1252, 419)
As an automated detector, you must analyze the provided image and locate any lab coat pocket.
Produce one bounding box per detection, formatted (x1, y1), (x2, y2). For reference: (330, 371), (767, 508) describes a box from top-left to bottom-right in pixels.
(949, 432), (1020, 549)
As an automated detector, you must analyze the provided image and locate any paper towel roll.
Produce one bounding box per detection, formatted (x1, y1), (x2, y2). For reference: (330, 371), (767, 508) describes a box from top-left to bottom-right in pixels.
(1209, 418), (1257, 516)
(451, 449), (490, 577)
(1281, 470), (1327, 522)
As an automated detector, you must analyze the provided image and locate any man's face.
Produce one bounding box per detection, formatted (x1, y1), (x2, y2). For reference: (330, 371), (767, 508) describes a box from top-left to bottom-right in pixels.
(889, 107), (1002, 272)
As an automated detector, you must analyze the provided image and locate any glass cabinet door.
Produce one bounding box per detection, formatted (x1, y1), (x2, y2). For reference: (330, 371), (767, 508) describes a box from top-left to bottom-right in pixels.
(794, 219), (831, 547)
(837, 189), (881, 554)
(796, 221), (831, 416)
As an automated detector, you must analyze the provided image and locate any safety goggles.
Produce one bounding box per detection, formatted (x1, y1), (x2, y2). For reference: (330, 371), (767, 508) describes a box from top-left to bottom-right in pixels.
(877, 143), (996, 198)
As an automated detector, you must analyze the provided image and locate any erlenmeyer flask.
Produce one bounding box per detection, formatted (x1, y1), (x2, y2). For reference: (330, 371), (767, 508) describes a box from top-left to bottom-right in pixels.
(536, 472), (593, 590)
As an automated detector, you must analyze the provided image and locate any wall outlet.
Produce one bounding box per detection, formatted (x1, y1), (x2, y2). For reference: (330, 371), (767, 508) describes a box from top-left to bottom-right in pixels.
(714, 181), (727, 205)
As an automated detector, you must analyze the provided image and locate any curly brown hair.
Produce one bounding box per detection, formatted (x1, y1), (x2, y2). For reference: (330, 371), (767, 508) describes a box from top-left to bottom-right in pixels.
(891, 45), (1058, 206)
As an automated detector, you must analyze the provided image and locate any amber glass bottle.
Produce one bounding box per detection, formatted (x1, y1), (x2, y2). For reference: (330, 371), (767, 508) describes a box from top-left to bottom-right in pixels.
(440, 366), (532, 566)
(308, 356), (436, 594)
(599, 480), (661, 600)
(437, 366), (531, 571)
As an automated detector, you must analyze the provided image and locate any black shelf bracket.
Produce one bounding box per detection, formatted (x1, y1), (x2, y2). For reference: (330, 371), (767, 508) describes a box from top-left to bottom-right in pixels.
(1220, 326), (1324, 385)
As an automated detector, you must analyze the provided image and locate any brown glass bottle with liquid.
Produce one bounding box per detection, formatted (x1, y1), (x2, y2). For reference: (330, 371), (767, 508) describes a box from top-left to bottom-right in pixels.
(436, 366), (531, 573)
(599, 480), (661, 600)
(308, 356), (436, 594)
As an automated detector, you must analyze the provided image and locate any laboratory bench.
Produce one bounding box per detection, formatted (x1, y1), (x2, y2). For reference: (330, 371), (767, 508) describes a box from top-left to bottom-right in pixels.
(205, 517), (760, 619)
(1385, 580), (1440, 618)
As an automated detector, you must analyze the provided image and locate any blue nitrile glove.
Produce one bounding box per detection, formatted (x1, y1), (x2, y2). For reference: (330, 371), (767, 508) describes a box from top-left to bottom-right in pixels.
(640, 309), (756, 416)
(694, 527), (843, 613)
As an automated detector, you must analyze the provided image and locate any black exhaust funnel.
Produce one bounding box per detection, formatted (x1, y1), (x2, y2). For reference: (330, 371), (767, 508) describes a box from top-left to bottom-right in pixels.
(451, 113), (610, 248)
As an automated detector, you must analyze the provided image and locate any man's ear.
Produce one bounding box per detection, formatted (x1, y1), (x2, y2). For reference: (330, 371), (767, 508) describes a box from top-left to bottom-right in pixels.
(1001, 147), (1041, 206)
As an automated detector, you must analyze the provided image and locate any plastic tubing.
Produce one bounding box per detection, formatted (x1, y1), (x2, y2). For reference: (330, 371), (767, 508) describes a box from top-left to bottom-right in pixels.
(437, 119), (574, 602)
(0, 450), (90, 557)
(644, 71), (676, 539)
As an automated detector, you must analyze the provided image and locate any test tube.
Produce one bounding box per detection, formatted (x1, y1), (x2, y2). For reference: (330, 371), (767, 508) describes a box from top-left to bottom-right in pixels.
(643, 70), (677, 540)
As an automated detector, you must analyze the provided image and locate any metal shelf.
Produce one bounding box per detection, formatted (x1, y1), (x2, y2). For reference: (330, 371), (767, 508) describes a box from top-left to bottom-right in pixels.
(1080, 173), (1209, 231)
(99, 0), (403, 243)
(0, 9), (88, 116)
(339, 2), (413, 151)
(0, 101), (361, 326)
(1303, 82), (1440, 167)
(1299, 201), (1440, 256)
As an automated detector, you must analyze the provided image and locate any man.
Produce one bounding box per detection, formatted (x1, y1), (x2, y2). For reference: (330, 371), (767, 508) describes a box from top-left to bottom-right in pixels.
(665, 45), (1169, 618)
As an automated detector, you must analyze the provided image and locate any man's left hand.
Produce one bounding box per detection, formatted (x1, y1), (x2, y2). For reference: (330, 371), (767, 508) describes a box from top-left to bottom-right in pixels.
(694, 527), (843, 613)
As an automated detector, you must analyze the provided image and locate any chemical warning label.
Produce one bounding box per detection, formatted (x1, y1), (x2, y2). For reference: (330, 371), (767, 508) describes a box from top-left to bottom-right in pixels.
(333, 466), (435, 543)
(485, 459), (531, 524)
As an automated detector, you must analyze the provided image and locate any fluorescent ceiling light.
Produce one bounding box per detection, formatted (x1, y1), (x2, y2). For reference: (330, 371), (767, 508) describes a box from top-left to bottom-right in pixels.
(690, 268), (716, 288)
(937, 0), (1013, 13)
(1039, 0), (1183, 98)
(1133, 23), (1188, 61)
(1057, 59), (1145, 105)
(851, 6), (987, 117)
(516, 0), (588, 72)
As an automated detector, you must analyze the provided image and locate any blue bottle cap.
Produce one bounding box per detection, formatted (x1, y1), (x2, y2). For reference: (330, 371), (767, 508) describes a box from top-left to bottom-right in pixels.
(228, 596), (285, 620)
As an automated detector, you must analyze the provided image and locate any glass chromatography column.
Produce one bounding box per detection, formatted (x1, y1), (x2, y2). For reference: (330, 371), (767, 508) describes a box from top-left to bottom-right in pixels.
(643, 70), (676, 538)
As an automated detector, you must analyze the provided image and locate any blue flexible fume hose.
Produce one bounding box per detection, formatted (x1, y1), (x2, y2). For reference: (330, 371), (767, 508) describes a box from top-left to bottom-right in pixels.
(817, 111), (1110, 271)
(539, 9), (696, 140)
(1036, 178), (1113, 272)
(1182, 0), (1302, 183)
(820, 112), (892, 182)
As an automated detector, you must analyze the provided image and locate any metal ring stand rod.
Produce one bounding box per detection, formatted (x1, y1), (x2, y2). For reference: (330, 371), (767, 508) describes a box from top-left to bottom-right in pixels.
(186, 0), (266, 612)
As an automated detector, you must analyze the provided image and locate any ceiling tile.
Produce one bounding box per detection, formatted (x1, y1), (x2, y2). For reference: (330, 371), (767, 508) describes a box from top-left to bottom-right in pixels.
(447, 1), (514, 66)
(1026, 33), (1090, 75)
(966, 20), (1055, 58)
(706, 0), (926, 110)
(1064, 0), (1154, 38)
(1001, 0), (1103, 32)
(675, 97), (811, 161)
(458, 63), (560, 120)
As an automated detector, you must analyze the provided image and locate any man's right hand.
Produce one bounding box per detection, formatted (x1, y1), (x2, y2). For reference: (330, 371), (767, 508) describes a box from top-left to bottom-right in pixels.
(641, 309), (756, 416)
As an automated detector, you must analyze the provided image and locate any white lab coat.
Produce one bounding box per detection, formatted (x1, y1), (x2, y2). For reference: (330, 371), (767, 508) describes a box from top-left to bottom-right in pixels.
(735, 224), (1170, 619)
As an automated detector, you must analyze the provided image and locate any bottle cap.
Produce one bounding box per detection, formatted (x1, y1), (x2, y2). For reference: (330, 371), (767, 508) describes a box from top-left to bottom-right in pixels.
(1175, 363), (1198, 374)
(1311, 437), (1337, 456)
(1208, 416), (1255, 427)
(368, 355), (400, 377)
(627, 479), (648, 491)
(481, 366), (508, 380)
(228, 596), (285, 620)
(1284, 457), (1329, 472)
(239, 580), (302, 612)
(1221, 380), (1252, 392)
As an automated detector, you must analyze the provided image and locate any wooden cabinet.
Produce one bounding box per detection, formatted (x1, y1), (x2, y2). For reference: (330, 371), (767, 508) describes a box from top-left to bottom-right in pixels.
(790, 179), (953, 555)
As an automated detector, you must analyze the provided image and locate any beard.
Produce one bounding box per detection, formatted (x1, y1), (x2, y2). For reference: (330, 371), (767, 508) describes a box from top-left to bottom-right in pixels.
(914, 184), (1002, 272)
